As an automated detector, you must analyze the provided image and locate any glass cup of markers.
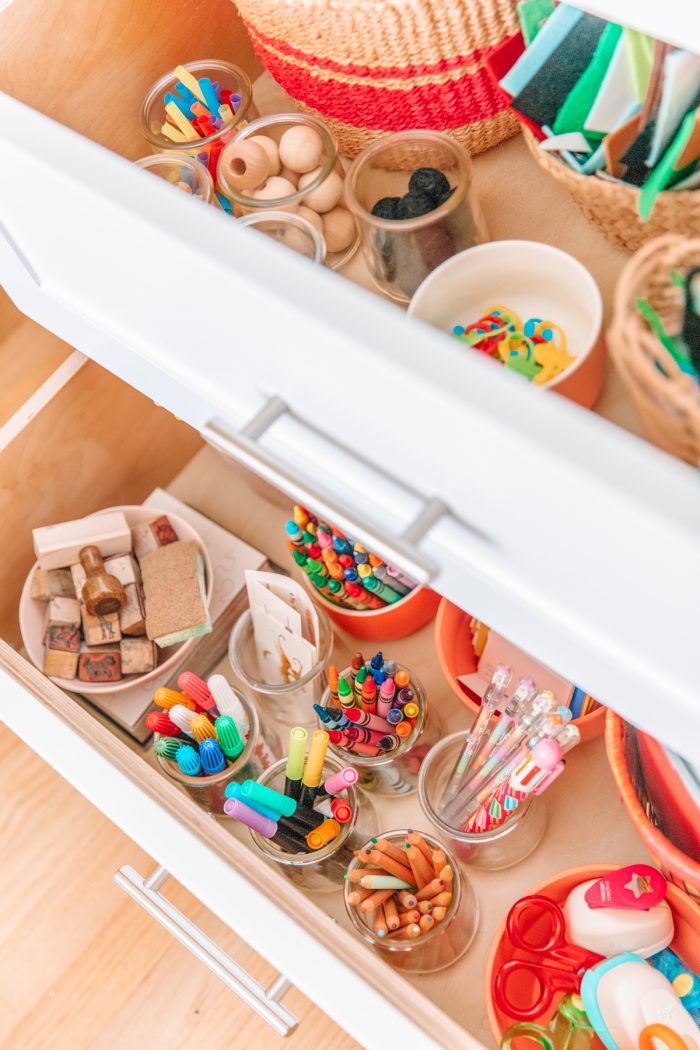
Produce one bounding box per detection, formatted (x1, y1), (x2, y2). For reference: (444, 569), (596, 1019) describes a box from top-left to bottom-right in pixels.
(139, 60), (258, 200)
(228, 727), (377, 893)
(417, 669), (581, 869)
(317, 652), (439, 797)
(343, 829), (479, 974)
(148, 671), (281, 814)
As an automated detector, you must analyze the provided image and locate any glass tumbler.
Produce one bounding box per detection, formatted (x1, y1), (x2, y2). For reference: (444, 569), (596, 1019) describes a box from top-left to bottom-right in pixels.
(345, 130), (488, 303)
(237, 211), (326, 263)
(343, 829), (479, 973)
(139, 60), (257, 191)
(217, 112), (359, 270)
(155, 687), (281, 813)
(229, 605), (334, 726)
(321, 663), (438, 797)
(247, 755), (377, 892)
(417, 732), (547, 870)
(134, 153), (217, 204)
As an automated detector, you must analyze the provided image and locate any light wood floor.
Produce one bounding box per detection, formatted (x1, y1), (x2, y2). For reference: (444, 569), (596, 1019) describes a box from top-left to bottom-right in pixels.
(0, 724), (360, 1050)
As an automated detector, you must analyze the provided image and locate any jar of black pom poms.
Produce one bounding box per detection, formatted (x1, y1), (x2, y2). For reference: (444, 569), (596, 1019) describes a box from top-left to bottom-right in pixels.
(345, 131), (487, 303)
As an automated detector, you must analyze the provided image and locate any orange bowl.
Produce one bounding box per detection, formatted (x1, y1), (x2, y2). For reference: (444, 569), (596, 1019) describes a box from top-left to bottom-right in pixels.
(484, 863), (700, 1045)
(304, 578), (441, 641)
(435, 597), (606, 742)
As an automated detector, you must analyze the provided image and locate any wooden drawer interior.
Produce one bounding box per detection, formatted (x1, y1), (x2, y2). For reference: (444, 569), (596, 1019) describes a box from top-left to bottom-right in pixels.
(0, 0), (656, 454)
(0, 358), (651, 1048)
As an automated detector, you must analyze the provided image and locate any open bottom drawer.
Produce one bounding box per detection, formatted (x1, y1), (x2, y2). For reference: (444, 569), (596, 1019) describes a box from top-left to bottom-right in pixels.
(0, 359), (651, 1048)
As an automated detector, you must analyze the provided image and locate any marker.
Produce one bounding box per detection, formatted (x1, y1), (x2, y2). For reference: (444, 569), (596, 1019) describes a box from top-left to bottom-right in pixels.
(330, 797), (353, 823)
(241, 779), (297, 818)
(299, 730), (329, 809)
(168, 704), (198, 736)
(153, 687), (196, 712)
(306, 818), (341, 851)
(315, 767), (359, 798)
(153, 736), (184, 760)
(215, 715), (244, 759)
(176, 744), (202, 777)
(199, 738), (226, 775)
(225, 782), (280, 821)
(178, 672), (219, 715)
(285, 726), (308, 800)
(207, 675), (250, 736)
(224, 798), (277, 839)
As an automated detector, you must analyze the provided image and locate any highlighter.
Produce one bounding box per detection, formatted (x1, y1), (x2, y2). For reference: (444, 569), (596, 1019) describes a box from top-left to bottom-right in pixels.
(299, 729), (329, 809)
(285, 726), (308, 800)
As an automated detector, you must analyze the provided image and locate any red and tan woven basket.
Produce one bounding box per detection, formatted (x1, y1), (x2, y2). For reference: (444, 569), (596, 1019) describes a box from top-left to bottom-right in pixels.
(232, 0), (521, 156)
(605, 711), (700, 898)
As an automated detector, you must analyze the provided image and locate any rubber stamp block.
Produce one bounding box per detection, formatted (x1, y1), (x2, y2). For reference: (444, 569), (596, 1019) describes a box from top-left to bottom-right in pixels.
(46, 624), (81, 652)
(78, 649), (122, 682)
(70, 562), (87, 596)
(150, 515), (178, 546)
(120, 637), (156, 675)
(44, 647), (79, 678)
(46, 596), (81, 628)
(31, 568), (75, 602)
(131, 521), (160, 562)
(33, 511), (131, 569)
(104, 553), (140, 586)
(81, 605), (122, 646)
(119, 583), (146, 636)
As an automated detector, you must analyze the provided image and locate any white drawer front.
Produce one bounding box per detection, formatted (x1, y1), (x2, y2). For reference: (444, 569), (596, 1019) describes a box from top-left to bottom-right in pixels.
(1, 95), (699, 760)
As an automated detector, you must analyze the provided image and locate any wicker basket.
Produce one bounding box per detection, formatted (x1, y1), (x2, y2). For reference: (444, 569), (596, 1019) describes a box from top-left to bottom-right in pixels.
(607, 234), (700, 465)
(605, 711), (700, 898)
(232, 0), (521, 157)
(524, 130), (700, 253)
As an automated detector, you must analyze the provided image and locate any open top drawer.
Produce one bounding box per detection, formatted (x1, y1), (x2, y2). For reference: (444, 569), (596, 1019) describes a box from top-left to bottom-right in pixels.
(0, 357), (652, 1048)
(1, 0), (699, 759)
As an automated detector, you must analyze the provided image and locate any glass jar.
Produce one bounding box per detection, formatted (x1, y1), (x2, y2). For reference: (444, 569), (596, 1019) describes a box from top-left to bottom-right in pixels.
(217, 113), (359, 270)
(229, 605), (333, 726)
(320, 663), (437, 797)
(343, 829), (478, 973)
(344, 130), (488, 303)
(417, 732), (547, 870)
(155, 687), (281, 813)
(237, 211), (326, 263)
(139, 60), (257, 192)
(134, 153), (217, 204)
(247, 755), (377, 892)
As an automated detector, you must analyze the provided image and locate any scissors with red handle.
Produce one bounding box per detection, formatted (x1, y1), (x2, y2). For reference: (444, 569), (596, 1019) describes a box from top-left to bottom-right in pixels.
(494, 895), (605, 1021)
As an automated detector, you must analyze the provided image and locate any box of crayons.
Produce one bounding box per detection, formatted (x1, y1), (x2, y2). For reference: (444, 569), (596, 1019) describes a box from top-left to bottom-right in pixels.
(284, 505), (440, 640)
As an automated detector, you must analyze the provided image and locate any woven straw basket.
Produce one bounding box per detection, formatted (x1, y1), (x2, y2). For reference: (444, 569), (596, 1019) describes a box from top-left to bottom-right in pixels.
(607, 234), (700, 465)
(232, 0), (522, 157)
(524, 130), (700, 253)
(606, 712), (700, 898)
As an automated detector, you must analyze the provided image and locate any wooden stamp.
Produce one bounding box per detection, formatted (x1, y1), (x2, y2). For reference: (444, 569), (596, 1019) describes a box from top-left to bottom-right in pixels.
(131, 521), (160, 562)
(104, 553), (140, 586)
(44, 647), (79, 678)
(70, 562), (87, 596)
(119, 583), (146, 636)
(31, 568), (75, 602)
(33, 511), (131, 569)
(79, 546), (126, 616)
(120, 637), (156, 675)
(78, 650), (122, 682)
(81, 604), (122, 646)
(46, 624), (81, 652)
(150, 515), (178, 547)
(46, 596), (82, 628)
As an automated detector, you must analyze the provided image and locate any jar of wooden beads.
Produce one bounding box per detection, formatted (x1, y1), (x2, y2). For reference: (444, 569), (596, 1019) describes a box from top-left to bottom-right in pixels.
(217, 113), (359, 270)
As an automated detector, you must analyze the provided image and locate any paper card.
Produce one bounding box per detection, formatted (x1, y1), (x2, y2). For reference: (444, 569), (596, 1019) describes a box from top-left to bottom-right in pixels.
(246, 570), (302, 638)
(585, 30), (645, 135)
(260, 573), (319, 646)
(648, 50), (700, 168)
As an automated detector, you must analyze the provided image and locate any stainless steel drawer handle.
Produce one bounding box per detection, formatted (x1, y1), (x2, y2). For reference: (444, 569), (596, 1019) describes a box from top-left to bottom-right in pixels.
(202, 397), (447, 585)
(114, 865), (298, 1037)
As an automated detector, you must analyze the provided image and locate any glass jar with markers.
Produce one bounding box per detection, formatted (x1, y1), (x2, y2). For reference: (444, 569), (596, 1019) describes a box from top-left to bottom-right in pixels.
(316, 650), (439, 797)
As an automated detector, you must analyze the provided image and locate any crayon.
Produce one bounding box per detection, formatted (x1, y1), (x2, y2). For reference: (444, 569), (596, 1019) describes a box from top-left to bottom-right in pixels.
(346, 725), (388, 748)
(372, 564), (410, 595)
(347, 741), (380, 757)
(372, 669), (386, 687)
(403, 702), (420, 719)
(358, 875), (413, 890)
(328, 666), (339, 700)
(370, 651), (384, 672)
(376, 734), (401, 752)
(394, 670), (410, 690)
(364, 576), (402, 603)
(337, 676), (355, 711)
(395, 687), (414, 707)
(377, 678), (396, 719)
(353, 664), (368, 704)
(386, 708), (405, 725)
(345, 708), (392, 733)
(356, 563), (372, 579)
(360, 678), (377, 714)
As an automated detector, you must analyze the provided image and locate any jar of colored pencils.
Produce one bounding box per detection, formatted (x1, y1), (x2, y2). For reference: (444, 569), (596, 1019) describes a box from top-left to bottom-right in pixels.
(241, 752), (377, 893)
(139, 60), (257, 196)
(417, 732), (547, 870)
(343, 829), (478, 973)
(228, 605), (333, 726)
(151, 675), (281, 814)
(318, 656), (438, 797)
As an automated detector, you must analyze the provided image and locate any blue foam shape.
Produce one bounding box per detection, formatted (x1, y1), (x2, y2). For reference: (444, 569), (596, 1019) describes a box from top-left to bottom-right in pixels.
(501, 3), (583, 97)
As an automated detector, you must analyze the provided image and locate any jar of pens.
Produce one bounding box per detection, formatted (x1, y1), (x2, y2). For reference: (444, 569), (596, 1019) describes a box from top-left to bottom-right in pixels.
(147, 671), (281, 814)
(227, 726), (377, 893)
(317, 651), (439, 797)
(343, 829), (479, 973)
(285, 506), (440, 641)
(418, 668), (580, 869)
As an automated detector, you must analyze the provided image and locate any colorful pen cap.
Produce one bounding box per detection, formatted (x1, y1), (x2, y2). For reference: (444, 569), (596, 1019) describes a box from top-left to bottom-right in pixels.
(224, 798), (278, 838)
(307, 818), (341, 850)
(330, 797), (353, 823)
(323, 767), (359, 795)
(176, 744), (202, 777)
(190, 713), (216, 745)
(178, 671), (218, 712)
(200, 738), (226, 775)
(153, 736), (185, 760)
(286, 726), (308, 781)
(207, 674), (250, 736)
(224, 781), (280, 821)
(215, 715), (244, 759)
(168, 703), (198, 735)
(145, 711), (181, 737)
(153, 687), (196, 712)
(241, 779), (297, 818)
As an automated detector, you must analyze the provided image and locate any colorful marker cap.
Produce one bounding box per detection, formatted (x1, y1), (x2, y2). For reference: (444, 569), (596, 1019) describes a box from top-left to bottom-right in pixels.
(323, 767), (358, 795)
(224, 798), (277, 838)
(199, 738), (226, 775)
(330, 798), (352, 823)
(306, 818), (341, 850)
(153, 736), (184, 759)
(215, 715), (244, 759)
(241, 779), (297, 818)
(176, 744), (202, 777)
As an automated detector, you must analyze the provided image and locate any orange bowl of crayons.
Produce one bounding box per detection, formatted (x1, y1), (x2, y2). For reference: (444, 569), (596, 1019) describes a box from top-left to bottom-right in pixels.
(285, 506), (440, 640)
(344, 829), (479, 973)
(435, 598), (606, 743)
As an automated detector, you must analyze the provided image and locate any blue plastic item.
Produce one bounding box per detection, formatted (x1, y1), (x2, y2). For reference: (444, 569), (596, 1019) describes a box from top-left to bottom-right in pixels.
(199, 739), (226, 775)
(176, 744), (202, 777)
(650, 947), (700, 1021)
